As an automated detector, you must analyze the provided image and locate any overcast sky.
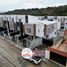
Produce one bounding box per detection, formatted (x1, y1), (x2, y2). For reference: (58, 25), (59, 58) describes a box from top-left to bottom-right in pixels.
(0, 0), (67, 12)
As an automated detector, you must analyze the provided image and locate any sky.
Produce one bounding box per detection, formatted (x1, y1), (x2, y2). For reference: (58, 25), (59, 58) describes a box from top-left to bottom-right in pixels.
(0, 0), (67, 12)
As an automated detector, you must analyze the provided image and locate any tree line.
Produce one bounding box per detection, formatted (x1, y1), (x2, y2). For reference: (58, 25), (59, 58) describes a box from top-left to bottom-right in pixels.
(0, 5), (67, 16)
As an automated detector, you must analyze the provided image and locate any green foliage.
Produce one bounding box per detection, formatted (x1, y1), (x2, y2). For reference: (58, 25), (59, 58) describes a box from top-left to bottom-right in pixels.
(0, 5), (67, 16)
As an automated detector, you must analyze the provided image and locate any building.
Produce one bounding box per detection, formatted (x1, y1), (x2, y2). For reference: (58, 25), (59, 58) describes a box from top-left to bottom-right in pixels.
(24, 15), (60, 38)
(58, 16), (67, 30)
(24, 15), (61, 47)
(64, 30), (67, 40)
(47, 30), (67, 67)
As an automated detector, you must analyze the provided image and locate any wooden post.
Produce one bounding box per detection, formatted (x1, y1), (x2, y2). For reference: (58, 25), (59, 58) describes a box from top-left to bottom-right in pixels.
(33, 24), (36, 39)
(7, 20), (11, 39)
(45, 50), (50, 59)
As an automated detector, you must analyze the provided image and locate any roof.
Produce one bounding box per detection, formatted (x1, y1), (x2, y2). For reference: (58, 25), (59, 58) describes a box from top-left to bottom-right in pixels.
(57, 40), (67, 53)
(28, 15), (57, 25)
(64, 30), (67, 36)
(48, 40), (67, 58)
(48, 47), (67, 58)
